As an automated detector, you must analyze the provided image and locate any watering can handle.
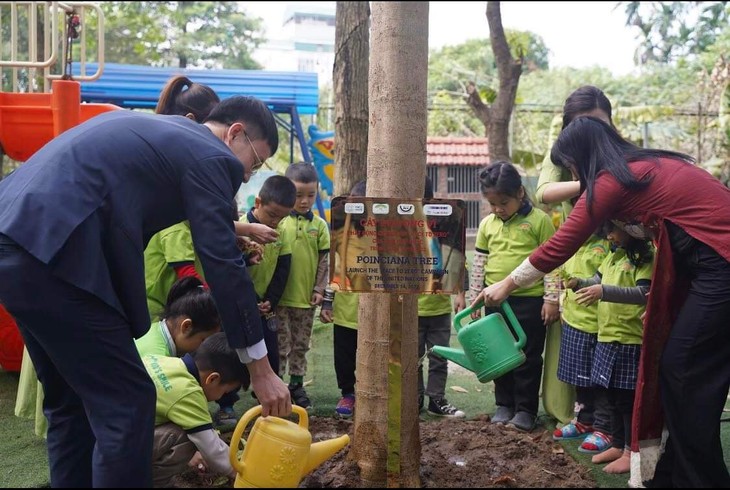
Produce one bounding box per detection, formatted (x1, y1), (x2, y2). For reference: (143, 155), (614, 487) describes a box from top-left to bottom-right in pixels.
(453, 301), (527, 350)
(453, 304), (477, 333)
(500, 301), (527, 351)
(229, 405), (309, 472)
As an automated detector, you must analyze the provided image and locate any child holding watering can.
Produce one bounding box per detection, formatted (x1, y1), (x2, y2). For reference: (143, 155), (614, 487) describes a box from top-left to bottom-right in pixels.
(469, 161), (560, 432)
(565, 223), (653, 473)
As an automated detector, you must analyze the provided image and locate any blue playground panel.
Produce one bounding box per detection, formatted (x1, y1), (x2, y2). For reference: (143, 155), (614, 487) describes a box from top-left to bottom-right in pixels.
(73, 63), (318, 114)
(72, 63), (327, 219)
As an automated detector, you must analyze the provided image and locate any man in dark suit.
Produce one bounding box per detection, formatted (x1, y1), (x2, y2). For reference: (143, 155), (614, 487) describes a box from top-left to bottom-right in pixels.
(0, 95), (292, 487)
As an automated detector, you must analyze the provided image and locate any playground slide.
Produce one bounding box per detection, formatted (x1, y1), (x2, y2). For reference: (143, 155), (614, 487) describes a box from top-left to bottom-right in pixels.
(0, 80), (120, 370)
(0, 79), (120, 162)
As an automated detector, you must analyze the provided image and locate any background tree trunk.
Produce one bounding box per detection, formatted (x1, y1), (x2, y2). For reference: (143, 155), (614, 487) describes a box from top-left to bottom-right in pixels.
(355, 2), (428, 487)
(333, 2), (370, 196)
(466, 1), (523, 162)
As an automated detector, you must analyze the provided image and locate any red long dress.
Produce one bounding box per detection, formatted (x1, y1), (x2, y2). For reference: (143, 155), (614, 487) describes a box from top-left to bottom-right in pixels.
(528, 158), (730, 481)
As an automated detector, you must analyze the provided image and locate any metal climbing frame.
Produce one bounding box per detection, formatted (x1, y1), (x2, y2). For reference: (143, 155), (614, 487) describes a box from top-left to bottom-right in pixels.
(0, 1), (106, 91)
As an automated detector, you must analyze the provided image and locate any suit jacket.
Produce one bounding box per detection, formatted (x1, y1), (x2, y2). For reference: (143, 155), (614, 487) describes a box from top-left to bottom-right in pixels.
(0, 110), (263, 348)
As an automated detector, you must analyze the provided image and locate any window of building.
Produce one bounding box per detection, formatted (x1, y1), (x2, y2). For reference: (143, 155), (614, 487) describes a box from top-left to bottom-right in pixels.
(466, 199), (483, 231)
(298, 58), (316, 72)
(447, 166), (481, 194)
(427, 166), (439, 193)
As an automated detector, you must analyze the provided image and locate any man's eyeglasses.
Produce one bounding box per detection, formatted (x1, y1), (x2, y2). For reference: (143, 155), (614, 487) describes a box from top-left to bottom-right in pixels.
(242, 130), (267, 173)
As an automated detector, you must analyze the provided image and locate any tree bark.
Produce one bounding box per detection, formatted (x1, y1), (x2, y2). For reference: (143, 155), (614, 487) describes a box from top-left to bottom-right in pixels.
(466, 1), (523, 162)
(355, 2), (428, 487)
(334, 2), (370, 196)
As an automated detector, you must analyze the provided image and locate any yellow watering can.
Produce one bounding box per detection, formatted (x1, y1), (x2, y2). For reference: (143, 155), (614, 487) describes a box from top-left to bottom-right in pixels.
(229, 405), (350, 488)
(430, 301), (527, 383)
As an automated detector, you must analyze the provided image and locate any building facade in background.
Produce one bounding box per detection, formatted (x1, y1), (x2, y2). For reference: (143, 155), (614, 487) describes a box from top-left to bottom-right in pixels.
(252, 3), (335, 88)
(427, 137), (491, 235)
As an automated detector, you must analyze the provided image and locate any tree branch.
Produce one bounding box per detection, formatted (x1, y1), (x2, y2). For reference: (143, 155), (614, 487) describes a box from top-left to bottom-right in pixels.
(466, 81), (491, 129)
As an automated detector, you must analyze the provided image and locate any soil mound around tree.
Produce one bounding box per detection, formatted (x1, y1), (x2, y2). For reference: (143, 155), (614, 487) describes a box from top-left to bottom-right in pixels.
(173, 415), (596, 488)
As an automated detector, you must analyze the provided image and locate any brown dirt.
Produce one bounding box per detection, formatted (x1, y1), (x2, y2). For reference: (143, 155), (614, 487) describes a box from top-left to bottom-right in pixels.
(173, 415), (596, 488)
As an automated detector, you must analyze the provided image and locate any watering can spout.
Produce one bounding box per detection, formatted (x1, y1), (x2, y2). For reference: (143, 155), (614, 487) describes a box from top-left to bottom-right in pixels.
(429, 346), (473, 372)
(303, 434), (351, 475)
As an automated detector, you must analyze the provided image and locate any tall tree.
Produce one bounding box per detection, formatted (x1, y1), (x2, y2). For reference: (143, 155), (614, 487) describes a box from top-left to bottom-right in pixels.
(465, 2), (523, 162)
(427, 32), (548, 138)
(623, 1), (729, 65)
(101, 2), (264, 69)
(333, 2), (370, 196)
(356, 2), (428, 487)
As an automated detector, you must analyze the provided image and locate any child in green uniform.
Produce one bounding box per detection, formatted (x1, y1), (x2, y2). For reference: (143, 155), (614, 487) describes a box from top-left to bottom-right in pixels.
(136, 276), (221, 357)
(277, 163), (330, 410)
(535, 86), (615, 426)
(15, 276), (221, 439)
(567, 224), (653, 474)
(418, 176), (467, 418)
(214, 175), (295, 420)
(470, 161), (560, 432)
(143, 75), (275, 321)
(320, 180), (366, 419)
(552, 232), (610, 441)
(145, 332), (250, 487)
(13, 75), (223, 439)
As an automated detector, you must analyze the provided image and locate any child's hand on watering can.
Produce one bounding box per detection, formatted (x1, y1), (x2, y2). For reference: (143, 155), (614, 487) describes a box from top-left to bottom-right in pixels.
(575, 285), (602, 306)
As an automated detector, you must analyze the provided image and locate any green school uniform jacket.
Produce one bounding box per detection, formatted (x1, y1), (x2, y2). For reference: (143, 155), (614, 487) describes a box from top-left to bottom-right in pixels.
(144, 221), (203, 321)
(561, 236), (610, 334)
(596, 248), (653, 345)
(474, 204), (555, 297)
(278, 211), (330, 308)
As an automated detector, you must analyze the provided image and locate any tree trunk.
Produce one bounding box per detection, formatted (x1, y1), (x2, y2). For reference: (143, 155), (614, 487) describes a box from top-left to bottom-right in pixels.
(466, 1), (523, 162)
(356, 2), (428, 487)
(333, 2), (370, 196)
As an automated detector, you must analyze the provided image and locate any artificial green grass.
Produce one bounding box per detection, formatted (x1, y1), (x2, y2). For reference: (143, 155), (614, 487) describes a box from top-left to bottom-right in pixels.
(3, 319), (729, 488)
(0, 370), (48, 488)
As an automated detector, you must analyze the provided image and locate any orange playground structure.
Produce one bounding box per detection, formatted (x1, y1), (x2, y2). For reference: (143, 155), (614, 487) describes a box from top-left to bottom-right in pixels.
(0, 1), (116, 371)
(0, 79), (118, 161)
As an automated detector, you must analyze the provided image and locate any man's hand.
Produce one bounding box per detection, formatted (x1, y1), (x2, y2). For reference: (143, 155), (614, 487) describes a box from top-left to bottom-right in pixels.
(247, 357), (292, 417)
(244, 222), (279, 244)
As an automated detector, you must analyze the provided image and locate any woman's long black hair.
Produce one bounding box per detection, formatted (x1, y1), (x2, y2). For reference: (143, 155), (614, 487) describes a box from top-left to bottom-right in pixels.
(550, 116), (694, 214)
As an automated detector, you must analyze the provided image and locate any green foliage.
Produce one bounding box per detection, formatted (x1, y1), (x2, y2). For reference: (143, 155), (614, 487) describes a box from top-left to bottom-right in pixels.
(100, 1), (264, 69)
(428, 92), (484, 137)
(428, 38), (496, 96)
(506, 30), (549, 71)
(428, 31), (549, 97)
(426, 31), (549, 139)
(622, 1), (729, 65)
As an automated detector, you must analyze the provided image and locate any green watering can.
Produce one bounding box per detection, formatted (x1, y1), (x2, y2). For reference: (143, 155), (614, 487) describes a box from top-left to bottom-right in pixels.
(430, 301), (527, 383)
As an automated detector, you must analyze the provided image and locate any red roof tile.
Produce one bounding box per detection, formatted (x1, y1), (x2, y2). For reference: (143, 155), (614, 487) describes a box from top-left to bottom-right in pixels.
(427, 137), (490, 166)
